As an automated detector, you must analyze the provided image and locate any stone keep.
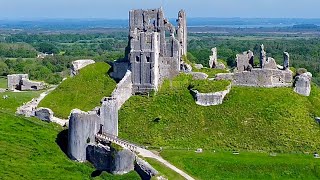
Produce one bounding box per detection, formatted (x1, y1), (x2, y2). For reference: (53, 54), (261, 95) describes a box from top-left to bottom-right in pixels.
(129, 8), (187, 93)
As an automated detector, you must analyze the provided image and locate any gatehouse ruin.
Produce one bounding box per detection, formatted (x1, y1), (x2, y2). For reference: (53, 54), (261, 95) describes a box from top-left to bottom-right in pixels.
(7, 74), (46, 91)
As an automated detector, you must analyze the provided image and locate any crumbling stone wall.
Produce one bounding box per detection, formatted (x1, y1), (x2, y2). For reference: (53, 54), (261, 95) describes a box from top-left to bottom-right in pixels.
(294, 72), (312, 96)
(70, 59), (95, 77)
(233, 69), (292, 87)
(236, 51), (254, 72)
(68, 97), (119, 161)
(129, 8), (187, 94)
(191, 84), (231, 106)
(209, 47), (226, 69)
(7, 74), (45, 91)
(111, 71), (133, 110)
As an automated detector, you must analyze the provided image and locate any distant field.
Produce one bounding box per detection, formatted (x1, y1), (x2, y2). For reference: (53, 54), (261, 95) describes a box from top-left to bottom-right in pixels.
(160, 150), (320, 180)
(0, 77), (7, 89)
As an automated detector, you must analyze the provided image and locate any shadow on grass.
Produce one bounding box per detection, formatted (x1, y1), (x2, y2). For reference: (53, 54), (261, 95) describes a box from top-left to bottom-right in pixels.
(91, 170), (103, 177)
(56, 129), (68, 155)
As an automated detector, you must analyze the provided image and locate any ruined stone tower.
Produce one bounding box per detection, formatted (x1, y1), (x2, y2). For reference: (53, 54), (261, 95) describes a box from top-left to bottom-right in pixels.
(129, 8), (187, 94)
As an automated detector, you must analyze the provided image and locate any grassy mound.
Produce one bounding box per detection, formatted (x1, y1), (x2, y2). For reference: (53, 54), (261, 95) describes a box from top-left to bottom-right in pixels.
(161, 150), (320, 180)
(190, 79), (230, 93)
(39, 62), (116, 118)
(193, 67), (228, 78)
(119, 74), (320, 152)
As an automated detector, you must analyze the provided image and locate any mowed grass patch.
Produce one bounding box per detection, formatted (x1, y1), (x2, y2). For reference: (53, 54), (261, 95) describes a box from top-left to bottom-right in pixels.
(0, 91), (43, 113)
(0, 77), (7, 88)
(193, 67), (228, 78)
(119, 74), (320, 152)
(160, 150), (320, 180)
(39, 62), (117, 118)
(190, 79), (230, 93)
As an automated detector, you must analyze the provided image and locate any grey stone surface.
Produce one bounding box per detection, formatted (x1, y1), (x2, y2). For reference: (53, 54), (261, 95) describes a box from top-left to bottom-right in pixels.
(264, 57), (277, 69)
(260, 44), (267, 68)
(7, 74), (45, 91)
(209, 47), (218, 68)
(129, 8), (187, 94)
(191, 84), (231, 106)
(111, 61), (130, 80)
(135, 157), (159, 179)
(194, 64), (203, 69)
(233, 69), (293, 87)
(294, 72), (312, 96)
(70, 59), (95, 77)
(209, 47), (226, 69)
(215, 73), (234, 81)
(86, 144), (112, 171)
(100, 97), (119, 136)
(112, 149), (135, 175)
(68, 109), (100, 162)
(236, 51), (254, 72)
(283, 52), (290, 70)
(190, 72), (208, 80)
(35, 108), (54, 122)
(111, 71), (133, 110)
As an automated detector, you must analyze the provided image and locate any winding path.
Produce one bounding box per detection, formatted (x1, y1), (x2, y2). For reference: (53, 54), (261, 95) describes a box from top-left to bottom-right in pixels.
(16, 86), (68, 126)
(96, 133), (195, 180)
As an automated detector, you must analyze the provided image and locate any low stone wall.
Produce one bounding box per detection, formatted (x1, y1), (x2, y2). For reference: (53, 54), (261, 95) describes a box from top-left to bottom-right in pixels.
(111, 70), (133, 110)
(233, 69), (292, 87)
(191, 84), (232, 106)
(70, 59), (95, 77)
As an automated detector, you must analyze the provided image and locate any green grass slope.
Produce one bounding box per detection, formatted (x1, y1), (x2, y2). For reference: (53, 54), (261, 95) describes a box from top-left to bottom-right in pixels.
(39, 62), (117, 119)
(0, 91), (140, 179)
(119, 74), (320, 152)
(0, 76), (7, 88)
(160, 150), (320, 180)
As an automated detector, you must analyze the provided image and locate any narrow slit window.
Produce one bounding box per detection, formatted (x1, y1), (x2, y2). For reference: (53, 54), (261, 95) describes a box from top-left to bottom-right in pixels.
(136, 56), (140, 62)
(146, 56), (151, 63)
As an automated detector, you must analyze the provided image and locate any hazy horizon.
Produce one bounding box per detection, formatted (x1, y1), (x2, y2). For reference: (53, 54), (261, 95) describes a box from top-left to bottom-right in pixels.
(1, 0), (320, 20)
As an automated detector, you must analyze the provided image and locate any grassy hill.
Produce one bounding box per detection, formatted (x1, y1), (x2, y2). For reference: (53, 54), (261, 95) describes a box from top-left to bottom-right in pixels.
(0, 90), (139, 179)
(39, 62), (117, 119)
(119, 74), (320, 153)
(160, 150), (320, 180)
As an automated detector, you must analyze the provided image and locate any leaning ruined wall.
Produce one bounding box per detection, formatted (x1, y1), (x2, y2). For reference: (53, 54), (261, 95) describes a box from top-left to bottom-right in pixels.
(68, 109), (100, 162)
(191, 84), (231, 106)
(233, 69), (292, 87)
(111, 71), (133, 110)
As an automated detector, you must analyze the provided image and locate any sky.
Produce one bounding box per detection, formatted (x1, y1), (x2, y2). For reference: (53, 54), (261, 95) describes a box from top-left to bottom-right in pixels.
(0, 0), (319, 19)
